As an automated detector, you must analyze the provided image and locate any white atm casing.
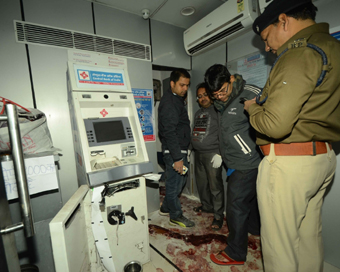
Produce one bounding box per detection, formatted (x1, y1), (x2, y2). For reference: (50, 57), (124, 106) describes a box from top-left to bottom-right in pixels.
(50, 54), (153, 272)
(67, 60), (153, 187)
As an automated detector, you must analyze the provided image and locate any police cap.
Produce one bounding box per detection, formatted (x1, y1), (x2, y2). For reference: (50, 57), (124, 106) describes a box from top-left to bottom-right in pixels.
(253, 0), (312, 35)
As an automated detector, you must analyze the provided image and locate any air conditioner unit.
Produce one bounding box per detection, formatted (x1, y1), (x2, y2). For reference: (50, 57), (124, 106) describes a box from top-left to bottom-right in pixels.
(258, 0), (272, 13)
(183, 0), (259, 56)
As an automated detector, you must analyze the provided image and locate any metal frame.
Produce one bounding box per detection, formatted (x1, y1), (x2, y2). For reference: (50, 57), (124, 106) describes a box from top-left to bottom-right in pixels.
(0, 104), (35, 271)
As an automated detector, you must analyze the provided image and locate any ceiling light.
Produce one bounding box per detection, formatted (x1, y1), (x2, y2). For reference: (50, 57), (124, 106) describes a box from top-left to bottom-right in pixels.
(181, 6), (195, 16)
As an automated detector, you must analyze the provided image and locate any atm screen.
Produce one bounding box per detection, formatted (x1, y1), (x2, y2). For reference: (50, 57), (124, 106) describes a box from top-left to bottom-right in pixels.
(84, 117), (133, 147)
(94, 121), (126, 142)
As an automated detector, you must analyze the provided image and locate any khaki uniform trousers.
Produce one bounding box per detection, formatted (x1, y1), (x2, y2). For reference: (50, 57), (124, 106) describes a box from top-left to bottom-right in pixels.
(257, 143), (336, 272)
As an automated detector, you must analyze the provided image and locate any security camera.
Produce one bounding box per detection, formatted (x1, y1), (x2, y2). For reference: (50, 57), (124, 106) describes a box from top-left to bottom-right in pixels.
(142, 9), (150, 20)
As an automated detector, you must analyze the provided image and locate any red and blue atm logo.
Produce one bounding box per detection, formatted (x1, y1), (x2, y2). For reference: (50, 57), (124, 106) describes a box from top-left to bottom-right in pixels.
(77, 69), (124, 85)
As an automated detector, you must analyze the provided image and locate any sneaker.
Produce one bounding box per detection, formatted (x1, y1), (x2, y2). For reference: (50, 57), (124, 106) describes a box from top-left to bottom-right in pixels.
(169, 215), (195, 228)
(158, 206), (169, 216)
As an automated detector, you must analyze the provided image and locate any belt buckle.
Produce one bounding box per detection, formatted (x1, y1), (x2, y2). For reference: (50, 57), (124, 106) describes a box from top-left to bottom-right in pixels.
(312, 142), (316, 156)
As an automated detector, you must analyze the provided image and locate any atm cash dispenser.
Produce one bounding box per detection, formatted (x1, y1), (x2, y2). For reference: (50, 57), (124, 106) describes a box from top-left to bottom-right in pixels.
(50, 53), (153, 272)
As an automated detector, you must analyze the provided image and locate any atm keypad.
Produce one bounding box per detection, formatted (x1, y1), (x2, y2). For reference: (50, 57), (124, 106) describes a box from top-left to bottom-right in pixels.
(87, 130), (95, 143)
(126, 127), (133, 139)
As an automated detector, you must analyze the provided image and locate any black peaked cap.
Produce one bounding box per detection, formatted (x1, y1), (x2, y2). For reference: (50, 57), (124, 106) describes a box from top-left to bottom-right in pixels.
(253, 0), (312, 35)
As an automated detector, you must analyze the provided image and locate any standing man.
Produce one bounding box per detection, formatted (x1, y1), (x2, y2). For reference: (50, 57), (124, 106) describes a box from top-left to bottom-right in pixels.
(158, 68), (195, 228)
(191, 82), (224, 230)
(244, 1), (340, 271)
(205, 65), (261, 265)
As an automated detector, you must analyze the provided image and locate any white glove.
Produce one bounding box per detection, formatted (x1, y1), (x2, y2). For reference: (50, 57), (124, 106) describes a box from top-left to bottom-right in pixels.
(187, 150), (192, 163)
(211, 154), (222, 168)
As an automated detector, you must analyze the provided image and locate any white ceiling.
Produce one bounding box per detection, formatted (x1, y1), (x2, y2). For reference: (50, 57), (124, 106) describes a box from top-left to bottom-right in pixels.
(90, 0), (227, 29)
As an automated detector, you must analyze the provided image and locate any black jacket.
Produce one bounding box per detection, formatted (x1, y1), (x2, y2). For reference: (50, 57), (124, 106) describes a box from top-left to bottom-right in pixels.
(158, 89), (191, 162)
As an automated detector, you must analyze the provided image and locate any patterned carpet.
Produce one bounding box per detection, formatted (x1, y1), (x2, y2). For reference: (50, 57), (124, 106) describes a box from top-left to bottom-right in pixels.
(148, 188), (263, 272)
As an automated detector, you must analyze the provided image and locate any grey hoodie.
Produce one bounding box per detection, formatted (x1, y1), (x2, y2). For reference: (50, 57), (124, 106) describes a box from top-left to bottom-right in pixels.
(214, 74), (262, 170)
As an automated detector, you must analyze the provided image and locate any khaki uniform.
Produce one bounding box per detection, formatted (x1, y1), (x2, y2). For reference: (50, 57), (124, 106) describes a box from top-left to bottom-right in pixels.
(248, 23), (340, 272)
(249, 23), (340, 145)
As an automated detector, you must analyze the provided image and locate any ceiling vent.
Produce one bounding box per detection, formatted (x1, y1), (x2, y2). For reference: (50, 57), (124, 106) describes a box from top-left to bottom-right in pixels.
(14, 20), (151, 61)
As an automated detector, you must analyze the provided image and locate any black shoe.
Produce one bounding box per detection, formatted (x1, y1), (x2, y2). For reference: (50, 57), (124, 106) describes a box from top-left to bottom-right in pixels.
(169, 215), (195, 228)
(158, 206), (169, 216)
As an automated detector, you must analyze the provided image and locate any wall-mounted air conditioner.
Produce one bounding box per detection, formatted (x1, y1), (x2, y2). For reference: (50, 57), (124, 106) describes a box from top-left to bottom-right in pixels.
(258, 0), (272, 13)
(183, 0), (259, 56)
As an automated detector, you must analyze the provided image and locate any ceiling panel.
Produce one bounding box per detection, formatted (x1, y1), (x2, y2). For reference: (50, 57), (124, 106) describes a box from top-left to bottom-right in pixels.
(90, 0), (225, 29)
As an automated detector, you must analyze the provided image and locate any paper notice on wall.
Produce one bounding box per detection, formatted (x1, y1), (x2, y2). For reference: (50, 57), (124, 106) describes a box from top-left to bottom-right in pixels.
(2, 155), (58, 200)
(227, 51), (272, 89)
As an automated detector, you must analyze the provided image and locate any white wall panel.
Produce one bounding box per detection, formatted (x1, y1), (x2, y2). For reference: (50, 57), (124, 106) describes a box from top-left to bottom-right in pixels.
(151, 20), (190, 69)
(228, 30), (263, 62)
(23, 0), (93, 32)
(22, 0), (94, 203)
(94, 4), (150, 45)
(0, 1), (33, 106)
(28, 45), (78, 204)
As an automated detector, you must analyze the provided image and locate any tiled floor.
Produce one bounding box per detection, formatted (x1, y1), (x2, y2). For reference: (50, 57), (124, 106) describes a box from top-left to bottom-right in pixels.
(144, 191), (263, 272)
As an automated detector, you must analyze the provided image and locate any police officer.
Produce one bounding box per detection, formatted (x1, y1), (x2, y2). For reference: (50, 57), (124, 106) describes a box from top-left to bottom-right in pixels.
(244, 1), (340, 272)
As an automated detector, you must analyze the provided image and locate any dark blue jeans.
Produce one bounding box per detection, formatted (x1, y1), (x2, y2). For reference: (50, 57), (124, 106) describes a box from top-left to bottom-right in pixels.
(161, 154), (189, 219)
(224, 168), (260, 261)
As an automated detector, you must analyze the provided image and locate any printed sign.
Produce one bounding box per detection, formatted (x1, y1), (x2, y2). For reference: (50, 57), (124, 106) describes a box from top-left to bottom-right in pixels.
(73, 64), (127, 90)
(132, 88), (155, 142)
(77, 70), (124, 85)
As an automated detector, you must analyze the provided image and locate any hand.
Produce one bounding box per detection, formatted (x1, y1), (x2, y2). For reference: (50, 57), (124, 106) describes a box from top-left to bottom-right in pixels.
(173, 160), (184, 175)
(244, 98), (256, 112)
(211, 154), (222, 168)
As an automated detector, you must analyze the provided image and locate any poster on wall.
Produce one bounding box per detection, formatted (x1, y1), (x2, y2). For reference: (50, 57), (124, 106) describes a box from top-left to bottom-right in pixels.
(227, 51), (273, 89)
(330, 26), (340, 41)
(132, 88), (155, 142)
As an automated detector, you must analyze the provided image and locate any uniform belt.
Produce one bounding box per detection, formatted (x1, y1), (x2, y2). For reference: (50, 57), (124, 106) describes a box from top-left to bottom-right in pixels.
(164, 150), (187, 154)
(259, 142), (332, 156)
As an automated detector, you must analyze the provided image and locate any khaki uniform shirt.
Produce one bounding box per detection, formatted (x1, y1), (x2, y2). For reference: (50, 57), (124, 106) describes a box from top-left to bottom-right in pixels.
(249, 23), (340, 145)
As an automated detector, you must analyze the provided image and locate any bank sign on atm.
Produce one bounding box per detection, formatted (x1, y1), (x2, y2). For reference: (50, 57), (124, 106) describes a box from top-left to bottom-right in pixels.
(77, 69), (124, 85)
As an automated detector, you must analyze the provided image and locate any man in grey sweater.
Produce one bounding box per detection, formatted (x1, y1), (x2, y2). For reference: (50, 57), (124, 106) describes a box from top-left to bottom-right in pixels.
(191, 82), (224, 230)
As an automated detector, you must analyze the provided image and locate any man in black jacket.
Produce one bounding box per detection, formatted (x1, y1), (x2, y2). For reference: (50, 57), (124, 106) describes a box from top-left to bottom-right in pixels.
(158, 68), (195, 228)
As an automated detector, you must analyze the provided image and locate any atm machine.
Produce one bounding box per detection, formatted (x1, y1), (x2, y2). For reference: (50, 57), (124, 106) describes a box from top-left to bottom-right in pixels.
(50, 52), (153, 272)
